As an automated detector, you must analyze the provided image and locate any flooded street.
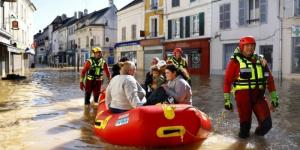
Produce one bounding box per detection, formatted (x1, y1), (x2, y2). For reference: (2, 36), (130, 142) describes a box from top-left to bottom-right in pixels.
(0, 68), (299, 150)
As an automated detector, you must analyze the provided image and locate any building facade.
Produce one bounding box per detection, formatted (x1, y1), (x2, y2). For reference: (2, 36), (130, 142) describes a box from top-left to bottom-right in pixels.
(0, 0), (36, 78)
(281, 0), (300, 79)
(115, 0), (145, 70)
(141, 0), (165, 71)
(164, 0), (211, 75)
(75, 6), (117, 67)
(210, 0), (281, 78)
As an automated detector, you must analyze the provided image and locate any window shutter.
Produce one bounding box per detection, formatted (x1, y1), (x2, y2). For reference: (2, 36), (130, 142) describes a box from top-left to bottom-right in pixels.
(185, 16), (190, 38)
(239, 0), (246, 26)
(168, 20), (172, 39)
(199, 12), (205, 36)
(220, 5), (224, 29)
(180, 17), (184, 38)
(260, 0), (268, 23)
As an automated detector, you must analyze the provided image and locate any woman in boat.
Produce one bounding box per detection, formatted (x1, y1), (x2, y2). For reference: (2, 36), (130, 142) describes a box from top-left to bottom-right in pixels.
(145, 64), (192, 105)
(105, 61), (146, 113)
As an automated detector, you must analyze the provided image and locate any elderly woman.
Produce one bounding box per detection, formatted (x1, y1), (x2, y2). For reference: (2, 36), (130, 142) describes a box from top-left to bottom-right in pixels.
(145, 64), (192, 105)
(106, 61), (146, 113)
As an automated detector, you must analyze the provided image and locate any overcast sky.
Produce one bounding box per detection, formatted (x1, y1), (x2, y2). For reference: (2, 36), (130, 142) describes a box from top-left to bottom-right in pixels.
(32, 0), (133, 34)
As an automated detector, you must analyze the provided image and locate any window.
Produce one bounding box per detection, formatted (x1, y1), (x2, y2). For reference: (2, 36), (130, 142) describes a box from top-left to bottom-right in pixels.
(223, 43), (238, 69)
(122, 27), (126, 41)
(173, 19), (180, 38)
(86, 36), (89, 47)
(190, 0), (196, 3)
(191, 15), (199, 35)
(131, 24), (136, 40)
(239, 0), (267, 25)
(249, 0), (260, 22)
(172, 0), (180, 7)
(220, 3), (231, 30)
(151, 0), (158, 9)
(151, 18), (158, 37)
(292, 37), (300, 73)
(78, 38), (81, 48)
(295, 0), (300, 16)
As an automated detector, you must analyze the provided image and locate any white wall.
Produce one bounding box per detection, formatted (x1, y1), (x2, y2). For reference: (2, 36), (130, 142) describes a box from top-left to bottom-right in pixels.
(210, 0), (281, 75)
(281, 0), (300, 78)
(5, 0), (35, 49)
(117, 2), (145, 42)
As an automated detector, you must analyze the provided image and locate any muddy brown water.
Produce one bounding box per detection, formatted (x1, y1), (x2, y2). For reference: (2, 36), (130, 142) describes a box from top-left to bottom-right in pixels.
(0, 68), (299, 150)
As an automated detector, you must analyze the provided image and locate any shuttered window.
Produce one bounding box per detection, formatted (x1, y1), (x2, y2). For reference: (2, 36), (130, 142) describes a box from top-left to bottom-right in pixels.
(131, 25), (136, 40)
(122, 27), (126, 41)
(168, 20), (172, 39)
(220, 3), (231, 29)
(260, 0), (267, 23)
(180, 17), (184, 38)
(239, 0), (246, 26)
(185, 16), (190, 38)
(199, 12), (204, 36)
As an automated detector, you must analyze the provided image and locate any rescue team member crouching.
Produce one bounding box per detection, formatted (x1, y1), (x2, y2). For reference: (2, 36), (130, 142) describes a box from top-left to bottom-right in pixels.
(80, 47), (111, 106)
(223, 36), (279, 139)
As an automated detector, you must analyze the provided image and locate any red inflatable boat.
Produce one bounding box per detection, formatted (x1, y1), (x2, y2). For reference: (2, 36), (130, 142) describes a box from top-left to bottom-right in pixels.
(94, 97), (212, 147)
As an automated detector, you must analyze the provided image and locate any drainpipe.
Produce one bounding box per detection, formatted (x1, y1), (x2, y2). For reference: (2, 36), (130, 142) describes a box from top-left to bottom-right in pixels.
(279, 0), (283, 83)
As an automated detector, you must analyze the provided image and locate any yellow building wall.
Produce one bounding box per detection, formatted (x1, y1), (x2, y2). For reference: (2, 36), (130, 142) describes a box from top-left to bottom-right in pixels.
(144, 0), (164, 37)
(145, 12), (164, 36)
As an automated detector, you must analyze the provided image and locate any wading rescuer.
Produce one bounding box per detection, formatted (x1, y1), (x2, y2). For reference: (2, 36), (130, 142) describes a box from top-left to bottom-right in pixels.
(80, 47), (111, 106)
(223, 36), (279, 138)
(167, 48), (191, 85)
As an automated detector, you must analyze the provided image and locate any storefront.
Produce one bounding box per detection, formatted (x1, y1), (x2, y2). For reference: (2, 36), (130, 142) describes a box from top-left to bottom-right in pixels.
(115, 40), (144, 70)
(140, 38), (164, 71)
(164, 38), (210, 75)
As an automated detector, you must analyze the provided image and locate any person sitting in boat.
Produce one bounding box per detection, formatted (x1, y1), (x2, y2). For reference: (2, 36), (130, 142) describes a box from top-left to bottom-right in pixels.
(111, 57), (129, 78)
(144, 65), (166, 98)
(144, 57), (160, 94)
(145, 64), (192, 105)
(105, 61), (146, 113)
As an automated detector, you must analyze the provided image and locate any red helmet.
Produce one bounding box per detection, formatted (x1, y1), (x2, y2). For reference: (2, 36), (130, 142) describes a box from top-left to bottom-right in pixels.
(239, 36), (256, 50)
(173, 48), (183, 56)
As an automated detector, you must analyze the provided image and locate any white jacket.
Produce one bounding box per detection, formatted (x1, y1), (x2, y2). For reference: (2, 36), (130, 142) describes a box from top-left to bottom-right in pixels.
(105, 75), (146, 110)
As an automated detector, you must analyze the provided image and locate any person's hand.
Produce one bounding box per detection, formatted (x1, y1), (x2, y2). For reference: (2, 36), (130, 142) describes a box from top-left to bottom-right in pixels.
(224, 93), (233, 111)
(80, 82), (85, 91)
(270, 91), (279, 108)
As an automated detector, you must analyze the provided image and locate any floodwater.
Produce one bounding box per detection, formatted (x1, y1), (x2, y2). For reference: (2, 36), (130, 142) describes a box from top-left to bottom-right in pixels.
(0, 68), (299, 150)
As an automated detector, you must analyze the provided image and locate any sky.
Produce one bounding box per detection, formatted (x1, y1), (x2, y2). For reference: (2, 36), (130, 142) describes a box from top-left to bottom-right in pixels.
(31, 0), (133, 34)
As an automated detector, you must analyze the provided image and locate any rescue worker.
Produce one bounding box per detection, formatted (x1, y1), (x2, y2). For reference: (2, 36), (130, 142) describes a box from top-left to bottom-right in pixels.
(223, 36), (279, 139)
(80, 47), (111, 106)
(167, 48), (191, 85)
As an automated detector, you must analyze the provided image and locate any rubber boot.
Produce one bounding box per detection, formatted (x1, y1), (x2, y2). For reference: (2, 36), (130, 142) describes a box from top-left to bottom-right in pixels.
(239, 122), (251, 139)
(255, 117), (272, 136)
(85, 92), (92, 105)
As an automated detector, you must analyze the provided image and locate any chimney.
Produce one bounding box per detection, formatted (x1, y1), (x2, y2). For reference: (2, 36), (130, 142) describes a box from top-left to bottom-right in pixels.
(74, 11), (77, 19)
(61, 14), (67, 20)
(109, 0), (114, 7)
(84, 9), (88, 16)
(78, 11), (83, 18)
